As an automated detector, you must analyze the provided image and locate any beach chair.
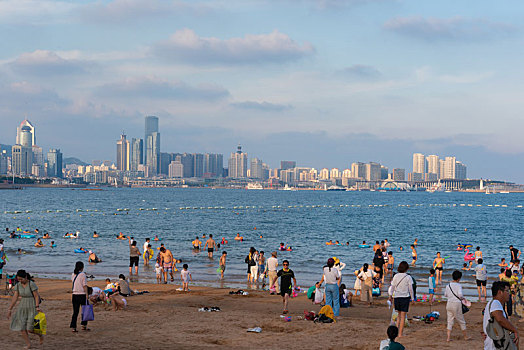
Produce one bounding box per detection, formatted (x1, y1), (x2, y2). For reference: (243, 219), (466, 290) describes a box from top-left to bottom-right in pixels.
(5, 273), (17, 296)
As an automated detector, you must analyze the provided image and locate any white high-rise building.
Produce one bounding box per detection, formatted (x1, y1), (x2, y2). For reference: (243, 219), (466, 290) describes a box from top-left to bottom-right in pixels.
(443, 157), (456, 179)
(228, 145), (248, 178)
(426, 155), (439, 177)
(16, 120), (36, 146)
(351, 162), (367, 179)
(330, 168), (341, 179)
(412, 153), (426, 174)
(319, 168), (330, 180)
(342, 169), (351, 178)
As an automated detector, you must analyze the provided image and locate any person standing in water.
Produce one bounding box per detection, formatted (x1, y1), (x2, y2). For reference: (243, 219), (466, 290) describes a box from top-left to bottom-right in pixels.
(410, 245), (417, 266)
(433, 252), (445, 285)
(204, 234), (217, 258)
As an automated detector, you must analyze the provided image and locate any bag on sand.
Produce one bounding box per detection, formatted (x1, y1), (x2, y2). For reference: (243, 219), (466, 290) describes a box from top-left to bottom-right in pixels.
(33, 312), (47, 335)
(486, 301), (517, 350)
(82, 300), (94, 322)
(314, 305), (335, 323)
(379, 339), (391, 350)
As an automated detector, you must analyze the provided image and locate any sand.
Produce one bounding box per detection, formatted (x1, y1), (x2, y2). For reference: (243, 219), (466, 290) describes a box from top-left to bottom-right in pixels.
(0, 278), (520, 349)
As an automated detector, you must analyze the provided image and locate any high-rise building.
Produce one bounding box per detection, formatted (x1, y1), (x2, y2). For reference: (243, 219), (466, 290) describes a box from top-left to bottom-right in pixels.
(179, 153), (194, 178)
(281, 161), (296, 170)
(47, 149), (63, 178)
(439, 159), (446, 179)
(16, 120), (36, 147)
(203, 154), (223, 178)
(228, 145), (248, 178)
(426, 155), (439, 177)
(160, 152), (172, 175)
(319, 168), (329, 180)
(130, 138), (143, 171)
(144, 116), (160, 176)
(366, 162), (381, 181)
(380, 165), (389, 180)
(443, 156), (456, 179)
(342, 169), (351, 178)
(455, 161), (467, 180)
(116, 134), (130, 171)
(193, 153), (204, 178)
(351, 162), (367, 179)
(250, 158), (264, 179)
(0, 150), (7, 175)
(11, 145), (32, 176)
(146, 132), (160, 175)
(412, 153), (426, 174)
(169, 160), (183, 178)
(330, 168), (341, 179)
(392, 168), (405, 181)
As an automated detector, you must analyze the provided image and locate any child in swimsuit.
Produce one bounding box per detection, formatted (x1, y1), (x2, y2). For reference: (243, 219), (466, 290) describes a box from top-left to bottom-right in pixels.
(411, 245), (417, 266)
(181, 264), (192, 291)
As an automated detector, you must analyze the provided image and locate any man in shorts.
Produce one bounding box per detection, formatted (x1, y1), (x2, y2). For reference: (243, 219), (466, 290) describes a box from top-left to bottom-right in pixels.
(204, 234), (217, 258)
(474, 258), (488, 301)
(276, 260), (296, 314)
(159, 246), (175, 283)
(509, 245), (521, 263)
(432, 252), (445, 285)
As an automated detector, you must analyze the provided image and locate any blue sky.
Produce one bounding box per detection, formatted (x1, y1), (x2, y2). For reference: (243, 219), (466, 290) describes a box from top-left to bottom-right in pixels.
(1, 0), (523, 182)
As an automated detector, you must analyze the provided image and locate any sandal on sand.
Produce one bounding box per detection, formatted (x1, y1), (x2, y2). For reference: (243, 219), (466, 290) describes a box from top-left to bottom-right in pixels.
(81, 327), (91, 332)
(72, 329), (78, 333)
(282, 310), (288, 314)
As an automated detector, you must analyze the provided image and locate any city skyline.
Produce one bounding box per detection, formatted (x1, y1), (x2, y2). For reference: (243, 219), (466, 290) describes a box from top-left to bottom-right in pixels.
(1, 1), (524, 182)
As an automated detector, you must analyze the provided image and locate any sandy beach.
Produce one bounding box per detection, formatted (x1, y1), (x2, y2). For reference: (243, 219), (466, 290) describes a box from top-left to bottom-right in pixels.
(1, 278), (518, 349)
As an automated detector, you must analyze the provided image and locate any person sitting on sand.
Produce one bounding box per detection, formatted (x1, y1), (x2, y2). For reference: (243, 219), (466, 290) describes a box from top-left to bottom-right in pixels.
(117, 274), (134, 297)
(34, 238), (44, 248)
(88, 250), (102, 263)
(93, 231), (99, 238)
(110, 293), (127, 311)
(234, 233), (243, 241)
(380, 325), (405, 350)
(42, 233), (50, 239)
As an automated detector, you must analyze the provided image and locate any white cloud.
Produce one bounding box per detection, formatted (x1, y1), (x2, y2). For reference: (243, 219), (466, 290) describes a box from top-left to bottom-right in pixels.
(78, 0), (213, 23)
(94, 76), (230, 101)
(384, 16), (514, 42)
(8, 50), (92, 77)
(231, 101), (293, 111)
(0, 0), (76, 24)
(153, 29), (315, 65)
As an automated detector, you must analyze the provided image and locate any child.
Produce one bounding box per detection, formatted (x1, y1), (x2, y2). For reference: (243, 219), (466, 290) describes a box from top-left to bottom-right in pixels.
(387, 251), (394, 273)
(380, 325), (405, 350)
(499, 258), (508, 268)
(462, 263), (471, 271)
(155, 263), (163, 284)
(104, 278), (117, 295)
(353, 269), (361, 296)
(428, 269), (436, 305)
(181, 263), (192, 291)
(219, 251), (227, 280)
(314, 281), (324, 305)
(339, 283), (352, 308)
(110, 293), (127, 311)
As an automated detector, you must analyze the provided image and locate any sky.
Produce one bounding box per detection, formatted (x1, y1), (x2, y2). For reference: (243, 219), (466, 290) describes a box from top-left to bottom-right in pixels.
(1, 0), (523, 182)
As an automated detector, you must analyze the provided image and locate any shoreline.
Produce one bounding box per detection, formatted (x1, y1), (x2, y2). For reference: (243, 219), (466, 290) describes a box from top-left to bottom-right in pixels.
(0, 277), (507, 349)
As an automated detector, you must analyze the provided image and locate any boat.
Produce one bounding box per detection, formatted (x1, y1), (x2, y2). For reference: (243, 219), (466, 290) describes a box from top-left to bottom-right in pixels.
(326, 185), (346, 191)
(246, 183), (263, 190)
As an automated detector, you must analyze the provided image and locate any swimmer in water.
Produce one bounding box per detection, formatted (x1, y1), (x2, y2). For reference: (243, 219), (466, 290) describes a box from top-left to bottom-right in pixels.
(498, 258), (508, 268)
(234, 233), (243, 241)
(117, 232), (125, 239)
(335, 241), (340, 245)
(34, 238), (44, 248)
(50, 241), (56, 247)
(153, 235), (159, 241)
(413, 238), (418, 246)
(326, 240), (333, 245)
(93, 231), (99, 238)
(42, 233), (50, 239)
(279, 243), (286, 251)
(399, 246), (403, 251)
(192, 236), (202, 250)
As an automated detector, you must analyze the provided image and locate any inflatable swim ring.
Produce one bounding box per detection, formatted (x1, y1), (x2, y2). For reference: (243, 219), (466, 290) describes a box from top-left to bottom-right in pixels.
(74, 249), (86, 253)
(358, 244), (370, 248)
(20, 234), (36, 239)
(51, 244), (57, 247)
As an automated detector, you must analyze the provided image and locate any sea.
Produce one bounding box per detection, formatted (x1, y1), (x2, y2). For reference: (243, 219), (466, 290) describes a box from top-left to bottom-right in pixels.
(1, 188), (523, 297)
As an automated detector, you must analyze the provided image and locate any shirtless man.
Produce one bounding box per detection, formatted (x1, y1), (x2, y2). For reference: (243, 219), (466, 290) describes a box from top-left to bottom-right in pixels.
(204, 234), (217, 258)
(432, 252), (445, 285)
(410, 245), (417, 266)
(159, 246), (175, 283)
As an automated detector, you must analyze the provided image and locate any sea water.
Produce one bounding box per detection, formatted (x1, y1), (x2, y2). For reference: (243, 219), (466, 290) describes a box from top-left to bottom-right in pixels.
(1, 188), (523, 297)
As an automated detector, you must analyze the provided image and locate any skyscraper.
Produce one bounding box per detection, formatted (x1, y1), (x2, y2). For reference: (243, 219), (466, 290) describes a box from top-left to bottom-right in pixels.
(281, 161), (296, 170)
(146, 132), (160, 175)
(144, 116), (160, 175)
(116, 133), (130, 171)
(16, 120), (36, 146)
(193, 153), (204, 178)
(250, 158), (264, 179)
(130, 138), (143, 171)
(180, 153), (194, 178)
(203, 154), (223, 178)
(11, 145), (32, 176)
(412, 153), (426, 174)
(228, 145), (247, 178)
(47, 149), (63, 178)
(351, 162), (367, 179)
(426, 155), (439, 178)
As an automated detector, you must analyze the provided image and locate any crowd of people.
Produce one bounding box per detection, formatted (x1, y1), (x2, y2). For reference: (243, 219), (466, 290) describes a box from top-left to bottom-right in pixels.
(2, 226), (524, 349)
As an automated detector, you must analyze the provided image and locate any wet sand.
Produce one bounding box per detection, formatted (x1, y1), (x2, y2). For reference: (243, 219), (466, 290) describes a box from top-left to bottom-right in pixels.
(0, 278), (519, 349)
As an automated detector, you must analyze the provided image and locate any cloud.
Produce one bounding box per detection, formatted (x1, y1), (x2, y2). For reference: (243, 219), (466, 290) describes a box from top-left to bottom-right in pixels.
(0, 81), (70, 115)
(152, 29), (315, 65)
(384, 16), (514, 42)
(78, 0), (212, 23)
(9, 50), (92, 77)
(338, 64), (382, 80)
(231, 101), (293, 112)
(0, 0), (76, 24)
(94, 76), (230, 101)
